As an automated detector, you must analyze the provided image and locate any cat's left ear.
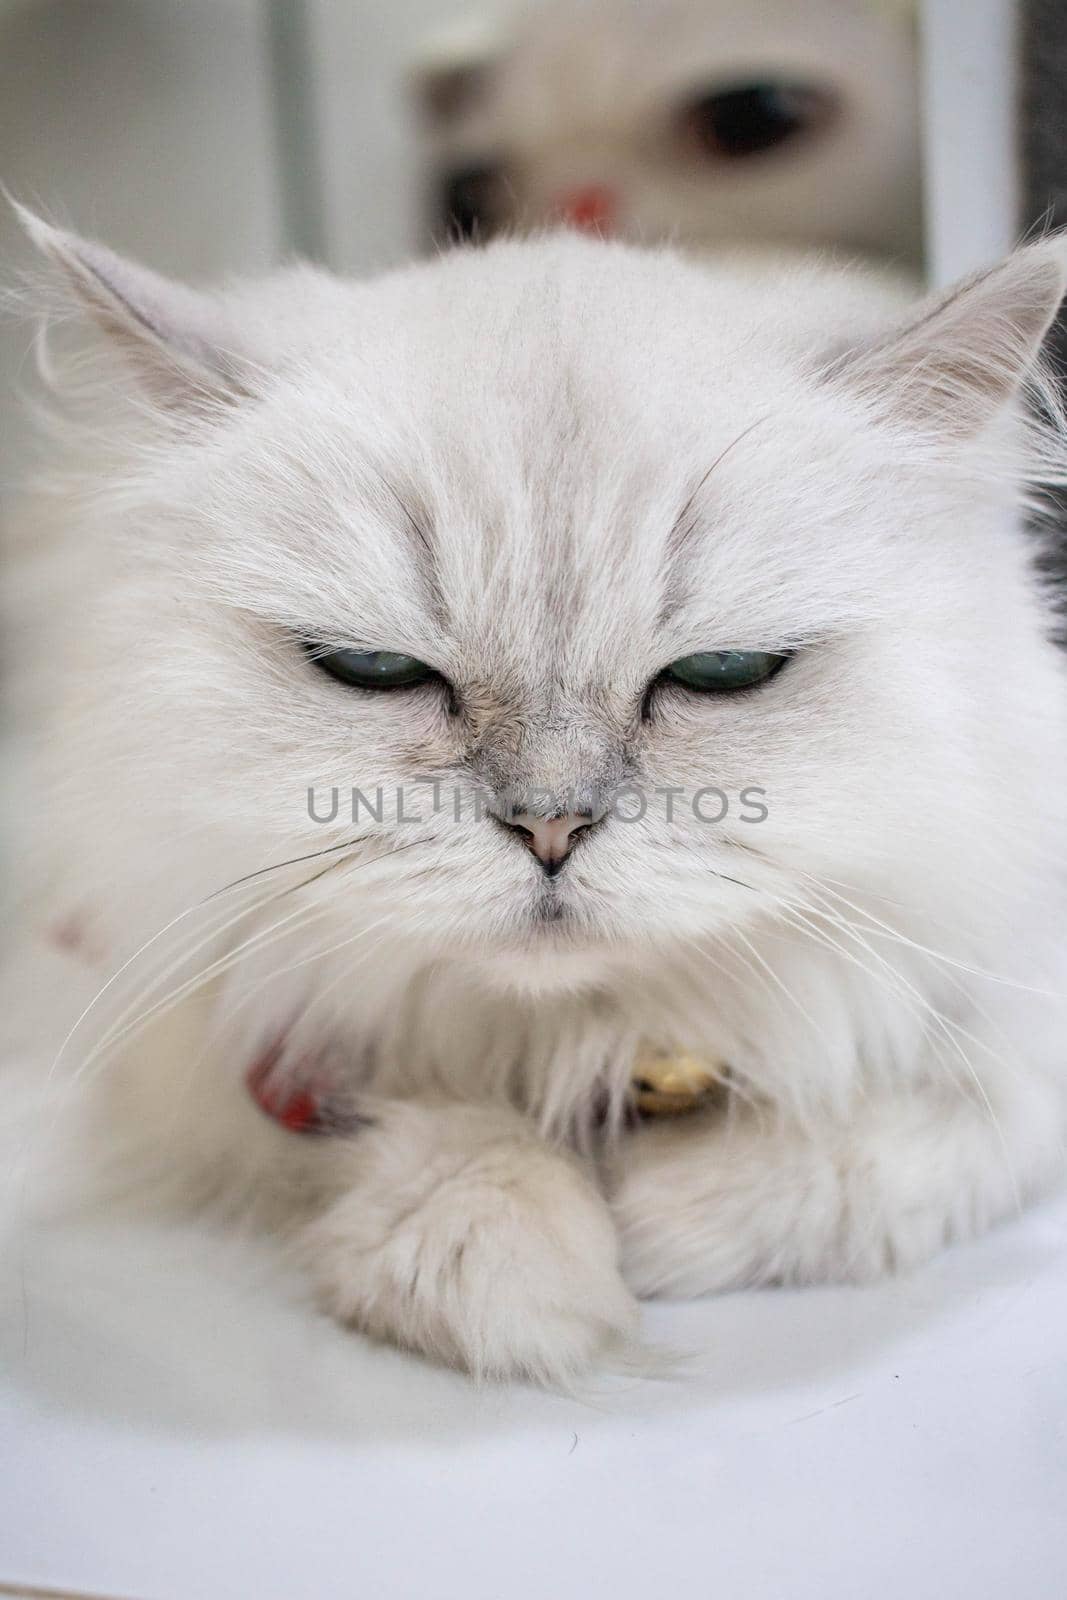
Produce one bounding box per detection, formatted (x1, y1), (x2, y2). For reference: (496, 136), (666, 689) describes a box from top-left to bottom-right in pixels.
(16, 205), (252, 411)
(837, 238), (1067, 439)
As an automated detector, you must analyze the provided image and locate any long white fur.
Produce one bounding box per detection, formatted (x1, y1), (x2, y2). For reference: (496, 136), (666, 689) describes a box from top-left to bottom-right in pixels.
(5, 215), (1067, 1382)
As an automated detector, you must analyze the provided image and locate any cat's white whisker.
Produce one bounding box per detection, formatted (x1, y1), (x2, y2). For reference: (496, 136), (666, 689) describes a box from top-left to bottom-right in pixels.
(62, 842), (399, 1089)
(794, 867), (1063, 997)
(777, 904), (1023, 1213)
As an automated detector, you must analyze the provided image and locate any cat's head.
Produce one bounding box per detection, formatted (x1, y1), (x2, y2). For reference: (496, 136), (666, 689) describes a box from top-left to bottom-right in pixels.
(413, 0), (921, 264)
(21, 211), (1067, 993)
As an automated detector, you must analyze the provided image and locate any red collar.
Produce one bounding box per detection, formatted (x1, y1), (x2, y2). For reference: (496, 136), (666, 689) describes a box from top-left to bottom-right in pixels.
(246, 1036), (345, 1134)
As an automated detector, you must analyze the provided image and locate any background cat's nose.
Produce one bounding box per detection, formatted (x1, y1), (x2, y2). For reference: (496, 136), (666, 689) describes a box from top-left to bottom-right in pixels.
(556, 185), (617, 233)
(507, 811), (594, 875)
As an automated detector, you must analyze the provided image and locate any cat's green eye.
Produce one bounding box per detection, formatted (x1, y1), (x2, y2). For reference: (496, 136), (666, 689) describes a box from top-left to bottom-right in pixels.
(665, 650), (790, 692)
(305, 644), (436, 690)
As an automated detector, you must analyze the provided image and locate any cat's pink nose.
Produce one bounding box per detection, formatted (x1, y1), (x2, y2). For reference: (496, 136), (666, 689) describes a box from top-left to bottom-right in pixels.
(508, 811), (594, 875)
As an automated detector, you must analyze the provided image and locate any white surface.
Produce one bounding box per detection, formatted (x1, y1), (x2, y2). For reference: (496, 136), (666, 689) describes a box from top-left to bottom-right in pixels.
(2, 1188), (1066, 1600)
(920, 0), (1021, 285)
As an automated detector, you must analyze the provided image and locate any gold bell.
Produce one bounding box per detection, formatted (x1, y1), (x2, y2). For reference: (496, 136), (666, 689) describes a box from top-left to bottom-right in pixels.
(630, 1044), (726, 1118)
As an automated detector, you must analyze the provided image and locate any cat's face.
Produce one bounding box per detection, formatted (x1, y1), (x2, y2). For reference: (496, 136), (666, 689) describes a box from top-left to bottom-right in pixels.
(415, 0), (922, 264)
(24, 219), (1066, 992)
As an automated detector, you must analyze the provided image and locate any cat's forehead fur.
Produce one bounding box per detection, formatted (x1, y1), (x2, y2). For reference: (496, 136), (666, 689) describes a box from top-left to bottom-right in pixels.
(258, 233), (891, 404)
(195, 234), (902, 675)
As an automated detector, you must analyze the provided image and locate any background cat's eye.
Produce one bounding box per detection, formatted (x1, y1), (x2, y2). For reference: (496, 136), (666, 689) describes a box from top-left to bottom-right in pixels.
(664, 650), (791, 692)
(676, 83), (836, 161)
(436, 160), (508, 241)
(305, 644), (437, 690)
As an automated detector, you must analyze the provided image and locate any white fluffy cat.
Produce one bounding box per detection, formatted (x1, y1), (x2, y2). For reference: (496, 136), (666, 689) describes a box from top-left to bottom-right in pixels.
(413, 0), (921, 264)
(6, 210), (1067, 1382)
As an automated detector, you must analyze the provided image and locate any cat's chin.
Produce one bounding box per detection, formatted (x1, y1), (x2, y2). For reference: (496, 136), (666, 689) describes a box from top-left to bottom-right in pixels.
(476, 940), (617, 992)
(472, 937), (624, 998)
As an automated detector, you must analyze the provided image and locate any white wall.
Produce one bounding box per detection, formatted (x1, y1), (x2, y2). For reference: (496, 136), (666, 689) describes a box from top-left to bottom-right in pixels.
(0, 0), (457, 490)
(311, 0), (462, 274)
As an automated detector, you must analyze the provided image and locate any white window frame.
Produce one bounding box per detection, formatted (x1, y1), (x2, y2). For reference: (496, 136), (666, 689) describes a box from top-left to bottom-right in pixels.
(920, 0), (1020, 286)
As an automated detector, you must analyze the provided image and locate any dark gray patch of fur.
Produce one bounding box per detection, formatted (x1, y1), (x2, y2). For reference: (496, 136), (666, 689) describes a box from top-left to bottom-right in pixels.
(1023, 0), (1067, 601)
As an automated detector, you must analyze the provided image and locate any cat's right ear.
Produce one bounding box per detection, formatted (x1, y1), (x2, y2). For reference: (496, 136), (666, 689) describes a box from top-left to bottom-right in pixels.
(833, 237), (1067, 439)
(15, 204), (252, 412)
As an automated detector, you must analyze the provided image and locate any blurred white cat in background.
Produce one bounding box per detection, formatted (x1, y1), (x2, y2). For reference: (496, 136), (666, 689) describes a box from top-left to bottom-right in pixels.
(411, 0), (921, 267)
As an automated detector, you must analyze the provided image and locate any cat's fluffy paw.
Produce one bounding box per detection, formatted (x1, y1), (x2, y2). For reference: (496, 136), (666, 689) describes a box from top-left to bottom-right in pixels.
(610, 1099), (1000, 1299)
(611, 1112), (843, 1297)
(302, 1102), (638, 1382)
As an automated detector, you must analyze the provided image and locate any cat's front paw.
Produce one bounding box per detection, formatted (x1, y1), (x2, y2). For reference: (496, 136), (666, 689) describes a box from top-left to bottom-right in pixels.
(302, 1102), (638, 1382)
(610, 1095), (1016, 1298)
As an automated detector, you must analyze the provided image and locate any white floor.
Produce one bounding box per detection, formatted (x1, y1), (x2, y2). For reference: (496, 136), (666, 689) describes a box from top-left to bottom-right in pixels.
(2, 1185), (1065, 1600)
